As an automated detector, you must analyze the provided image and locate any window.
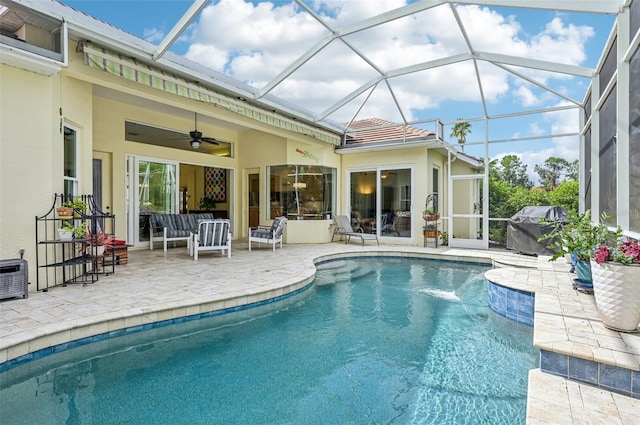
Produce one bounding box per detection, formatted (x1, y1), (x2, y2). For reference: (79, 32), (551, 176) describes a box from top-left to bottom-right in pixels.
(432, 166), (439, 195)
(267, 165), (336, 220)
(63, 126), (78, 196)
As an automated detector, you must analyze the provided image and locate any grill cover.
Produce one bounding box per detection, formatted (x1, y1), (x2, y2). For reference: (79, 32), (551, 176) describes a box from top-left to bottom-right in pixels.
(506, 206), (568, 255)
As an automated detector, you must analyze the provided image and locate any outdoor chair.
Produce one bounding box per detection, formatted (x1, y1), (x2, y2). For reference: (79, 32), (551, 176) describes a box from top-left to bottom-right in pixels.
(249, 216), (288, 251)
(191, 219), (232, 260)
(332, 215), (379, 245)
(381, 215), (401, 236)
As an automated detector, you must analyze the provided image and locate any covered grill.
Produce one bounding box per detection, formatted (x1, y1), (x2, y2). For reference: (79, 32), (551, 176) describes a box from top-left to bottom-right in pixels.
(506, 206), (568, 255)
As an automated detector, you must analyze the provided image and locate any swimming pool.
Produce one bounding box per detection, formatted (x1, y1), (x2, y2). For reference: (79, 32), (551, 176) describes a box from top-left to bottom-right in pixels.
(0, 258), (538, 424)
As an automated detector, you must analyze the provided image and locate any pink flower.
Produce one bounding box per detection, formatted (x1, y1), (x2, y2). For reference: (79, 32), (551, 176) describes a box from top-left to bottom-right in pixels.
(593, 239), (640, 265)
(593, 245), (611, 264)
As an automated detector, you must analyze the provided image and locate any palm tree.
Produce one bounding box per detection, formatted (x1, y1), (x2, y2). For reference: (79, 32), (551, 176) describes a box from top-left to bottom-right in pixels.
(450, 120), (471, 151)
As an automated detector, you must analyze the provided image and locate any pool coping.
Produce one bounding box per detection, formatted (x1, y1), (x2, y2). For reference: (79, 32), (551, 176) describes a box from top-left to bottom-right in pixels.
(1, 248), (496, 369)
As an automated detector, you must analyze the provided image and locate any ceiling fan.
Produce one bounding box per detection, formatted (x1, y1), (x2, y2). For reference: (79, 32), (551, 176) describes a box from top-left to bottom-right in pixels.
(183, 113), (220, 149)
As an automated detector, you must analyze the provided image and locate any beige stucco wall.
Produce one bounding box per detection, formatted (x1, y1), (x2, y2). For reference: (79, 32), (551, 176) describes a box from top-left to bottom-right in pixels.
(1, 65), (57, 265)
(0, 64), (96, 289)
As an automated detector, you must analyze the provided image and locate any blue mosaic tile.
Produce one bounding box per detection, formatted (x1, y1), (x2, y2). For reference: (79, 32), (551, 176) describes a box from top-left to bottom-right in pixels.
(540, 350), (568, 376)
(632, 370), (640, 396)
(108, 329), (126, 339)
(521, 316), (533, 326)
(518, 303), (533, 319)
(600, 364), (632, 392)
(125, 325), (144, 334)
(507, 288), (519, 301)
(33, 346), (54, 361)
(494, 284), (507, 297)
(507, 299), (518, 314)
(569, 357), (598, 384)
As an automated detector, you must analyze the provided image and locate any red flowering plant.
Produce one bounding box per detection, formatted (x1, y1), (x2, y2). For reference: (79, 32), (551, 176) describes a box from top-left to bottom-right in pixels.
(78, 229), (114, 254)
(593, 238), (640, 265)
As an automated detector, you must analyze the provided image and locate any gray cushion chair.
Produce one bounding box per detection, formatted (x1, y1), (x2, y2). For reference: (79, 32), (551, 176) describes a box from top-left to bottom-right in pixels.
(191, 219), (232, 260)
(149, 213), (215, 251)
(332, 215), (379, 245)
(249, 217), (288, 251)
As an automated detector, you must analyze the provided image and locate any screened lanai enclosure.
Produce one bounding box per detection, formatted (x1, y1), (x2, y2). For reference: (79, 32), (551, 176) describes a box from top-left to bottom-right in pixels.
(92, 0), (635, 245)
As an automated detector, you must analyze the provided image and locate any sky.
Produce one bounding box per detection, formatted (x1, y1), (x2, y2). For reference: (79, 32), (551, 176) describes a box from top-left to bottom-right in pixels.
(61, 0), (616, 184)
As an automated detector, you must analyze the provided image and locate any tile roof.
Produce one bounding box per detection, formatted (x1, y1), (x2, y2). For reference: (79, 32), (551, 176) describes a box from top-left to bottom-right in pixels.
(345, 118), (435, 144)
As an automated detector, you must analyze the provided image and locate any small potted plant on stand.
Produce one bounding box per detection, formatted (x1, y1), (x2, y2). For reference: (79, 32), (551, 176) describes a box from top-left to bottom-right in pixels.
(423, 207), (439, 222)
(591, 237), (640, 332)
(56, 205), (74, 219)
(61, 198), (88, 218)
(423, 223), (439, 238)
(82, 229), (114, 257)
(58, 221), (89, 241)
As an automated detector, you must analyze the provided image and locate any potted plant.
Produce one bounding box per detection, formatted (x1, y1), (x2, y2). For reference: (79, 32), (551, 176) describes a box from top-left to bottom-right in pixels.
(450, 119), (471, 149)
(81, 229), (114, 257)
(56, 205), (74, 219)
(423, 207), (439, 221)
(423, 223), (439, 238)
(538, 210), (615, 288)
(591, 237), (640, 332)
(62, 198), (88, 218)
(199, 196), (217, 211)
(58, 221), (89, 241)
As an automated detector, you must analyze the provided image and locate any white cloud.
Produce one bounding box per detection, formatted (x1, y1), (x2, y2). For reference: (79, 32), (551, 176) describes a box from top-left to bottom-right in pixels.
(143, 27), (165, 44)
(182, 1), (597, 124)
(513, 85), (540, 107)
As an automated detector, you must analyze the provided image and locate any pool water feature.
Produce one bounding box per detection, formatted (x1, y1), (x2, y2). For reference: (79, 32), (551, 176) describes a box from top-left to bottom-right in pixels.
(0, 258), (538, 424)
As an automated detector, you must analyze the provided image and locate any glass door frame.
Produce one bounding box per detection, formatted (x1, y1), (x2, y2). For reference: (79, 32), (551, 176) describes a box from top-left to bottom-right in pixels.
(126, 155), (180, 248)
(347, 165), (414, 242)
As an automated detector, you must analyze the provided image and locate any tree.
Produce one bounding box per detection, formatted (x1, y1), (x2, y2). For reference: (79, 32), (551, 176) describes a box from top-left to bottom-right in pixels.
(534, 157), (571, 190)
(549, 181), (579, 214)
(450, 120), (471, 151)
(497, 155), (533, 189)
(566, 159), (579, 181)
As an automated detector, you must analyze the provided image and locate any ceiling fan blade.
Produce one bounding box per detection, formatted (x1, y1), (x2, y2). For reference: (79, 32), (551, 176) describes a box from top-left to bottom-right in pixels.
(200, 137), (220, 145)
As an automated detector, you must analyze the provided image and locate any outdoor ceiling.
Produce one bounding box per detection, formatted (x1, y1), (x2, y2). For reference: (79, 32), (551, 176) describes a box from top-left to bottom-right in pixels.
(145, 0), (620, 150)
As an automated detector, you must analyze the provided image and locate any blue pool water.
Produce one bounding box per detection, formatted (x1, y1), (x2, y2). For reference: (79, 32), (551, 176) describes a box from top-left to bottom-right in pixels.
(0, 258), (538, 424)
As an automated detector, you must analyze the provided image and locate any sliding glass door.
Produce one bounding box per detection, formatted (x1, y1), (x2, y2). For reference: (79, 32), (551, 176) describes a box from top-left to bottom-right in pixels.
(127, 157), (178, 247)
(349, 167), (413, 239)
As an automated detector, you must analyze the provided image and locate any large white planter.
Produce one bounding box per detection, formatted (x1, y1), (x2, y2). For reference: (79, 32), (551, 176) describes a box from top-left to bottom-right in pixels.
(590, 261), (640, 332)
